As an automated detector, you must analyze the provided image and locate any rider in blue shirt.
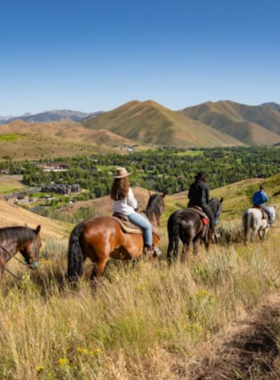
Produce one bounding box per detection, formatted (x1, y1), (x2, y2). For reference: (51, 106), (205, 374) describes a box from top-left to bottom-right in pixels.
(252, 185), (273, 224)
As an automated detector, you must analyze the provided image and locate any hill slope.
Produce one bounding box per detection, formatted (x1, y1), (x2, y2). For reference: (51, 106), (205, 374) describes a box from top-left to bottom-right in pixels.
(83, 100), (243, 148)
(0, 120), (136, 160)
(0, 198), (69, 239)
(180, 101), (280, 145)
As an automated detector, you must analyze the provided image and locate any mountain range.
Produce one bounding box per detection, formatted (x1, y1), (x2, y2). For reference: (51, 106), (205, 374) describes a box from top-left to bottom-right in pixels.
(0, 110), (102, 124)
(83, 100), (243, 147)
(2, 100), (280, 148)
(180, 100), (280, 145)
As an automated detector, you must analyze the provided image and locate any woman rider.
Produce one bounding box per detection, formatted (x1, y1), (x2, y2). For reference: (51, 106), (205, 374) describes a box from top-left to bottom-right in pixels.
(110, 167), (158, 257)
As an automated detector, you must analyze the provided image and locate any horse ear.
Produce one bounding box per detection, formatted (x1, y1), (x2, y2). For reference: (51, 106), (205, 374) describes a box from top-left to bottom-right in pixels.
(162, 191), (167, 198)
(148, 190), (152, 197)
(35, 225), (41, 234)
(25, 222), (28, 227)
(220, 197), (224, 204)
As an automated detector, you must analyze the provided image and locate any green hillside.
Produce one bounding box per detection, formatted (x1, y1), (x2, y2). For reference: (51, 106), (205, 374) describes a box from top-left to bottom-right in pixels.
(166, 174), (280, 224)
(83, 100), (244, 148)
(180, 100), (280, 145)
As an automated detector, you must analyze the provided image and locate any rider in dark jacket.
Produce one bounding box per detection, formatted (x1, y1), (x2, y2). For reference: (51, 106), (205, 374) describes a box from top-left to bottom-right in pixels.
(188, 171), (216, 237)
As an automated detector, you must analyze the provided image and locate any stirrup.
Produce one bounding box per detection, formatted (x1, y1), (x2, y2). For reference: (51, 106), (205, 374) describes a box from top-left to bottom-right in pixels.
(143, 245), (153, 257)
(153, 246), (162, 257)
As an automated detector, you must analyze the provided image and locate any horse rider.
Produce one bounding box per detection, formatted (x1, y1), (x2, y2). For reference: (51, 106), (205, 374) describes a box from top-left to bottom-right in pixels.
(110, 167), (158, 257)
(187, 171), (217, 240)
(252, 185), (274, 225)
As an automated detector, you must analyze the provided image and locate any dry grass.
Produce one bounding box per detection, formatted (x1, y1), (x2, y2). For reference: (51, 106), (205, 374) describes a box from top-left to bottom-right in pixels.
(1, 224), (280, 379)
(0, 198), (70, 239)
(0, 121), (135, 161)
(1, 175), (280, 379)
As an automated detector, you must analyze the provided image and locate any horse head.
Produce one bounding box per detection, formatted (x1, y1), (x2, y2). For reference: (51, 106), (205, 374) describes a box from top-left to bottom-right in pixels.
(268, 204), (277, 224)
(209, 197), (223, 225)
(145, 192), (166, 227)
(20, 225), (42, 269)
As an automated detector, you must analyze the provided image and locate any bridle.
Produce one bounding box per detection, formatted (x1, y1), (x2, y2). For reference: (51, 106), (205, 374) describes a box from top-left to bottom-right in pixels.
(0, 234), (39, 279)
(28, 234), (39, 268)
(210, 199), (221, 225)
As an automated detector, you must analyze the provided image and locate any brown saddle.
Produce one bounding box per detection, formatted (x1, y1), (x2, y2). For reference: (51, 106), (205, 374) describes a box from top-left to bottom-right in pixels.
(253, 205), (269, 222)
(112, 212), (153, 235)
(187, 205), (209, 225)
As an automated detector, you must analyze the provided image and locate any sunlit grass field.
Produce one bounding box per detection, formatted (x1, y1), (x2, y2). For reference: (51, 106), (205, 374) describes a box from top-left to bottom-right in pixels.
(1, 174), (280, 379)
(1, 223), (280, 379)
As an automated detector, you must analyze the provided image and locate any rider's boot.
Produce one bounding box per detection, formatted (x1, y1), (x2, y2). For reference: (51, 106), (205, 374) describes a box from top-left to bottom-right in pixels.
(143, 244), (154, 257)
(144, 244), (162, 258)
(152, 245), (162, 257)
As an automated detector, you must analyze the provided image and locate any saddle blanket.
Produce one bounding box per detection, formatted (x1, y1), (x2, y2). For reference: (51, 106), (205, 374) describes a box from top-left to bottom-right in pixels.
(253, 205), (269, 221)
(112, 212), (155, 235)
(186, 206), (209, 225)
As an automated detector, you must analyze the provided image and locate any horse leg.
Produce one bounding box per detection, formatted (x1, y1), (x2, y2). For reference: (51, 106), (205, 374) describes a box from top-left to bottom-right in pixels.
(204, 239), (210, 251)
(181, 241), (191, 262)
(250, 227), (258, 242)
(90, 258), (109, 284)
(193, 238), (199, 256)
(259, 227), (269, 240)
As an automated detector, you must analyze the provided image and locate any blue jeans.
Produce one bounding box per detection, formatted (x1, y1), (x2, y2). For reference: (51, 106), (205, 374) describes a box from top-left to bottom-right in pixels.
(128, 212), (152, 245)
(260, 204), (273, 222)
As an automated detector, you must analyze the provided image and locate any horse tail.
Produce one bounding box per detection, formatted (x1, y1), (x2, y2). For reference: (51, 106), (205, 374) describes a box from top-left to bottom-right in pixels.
(67, 222), (85, 282)
(242, 210), (250, 243)
(167, 213), (180, 263)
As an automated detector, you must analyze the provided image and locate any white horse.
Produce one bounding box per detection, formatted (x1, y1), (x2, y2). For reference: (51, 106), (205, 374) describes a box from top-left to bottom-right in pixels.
(242, 205), (276, 243)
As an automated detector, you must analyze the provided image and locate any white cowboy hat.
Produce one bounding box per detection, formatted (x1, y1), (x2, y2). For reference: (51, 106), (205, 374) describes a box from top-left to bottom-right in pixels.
(113, 167), (131, 178)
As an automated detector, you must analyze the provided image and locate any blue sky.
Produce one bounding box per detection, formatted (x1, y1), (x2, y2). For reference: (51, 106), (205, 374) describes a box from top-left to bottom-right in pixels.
(1, 0), (280, 115)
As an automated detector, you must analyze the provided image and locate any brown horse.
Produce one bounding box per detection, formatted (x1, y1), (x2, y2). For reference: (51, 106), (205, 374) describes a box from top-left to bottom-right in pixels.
(67, 192), (165, 282)
(0, 225), (41, 282)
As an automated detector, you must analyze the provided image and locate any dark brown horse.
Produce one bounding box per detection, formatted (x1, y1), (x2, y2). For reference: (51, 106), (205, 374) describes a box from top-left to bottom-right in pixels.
(0, 225), (41, 282)
(167, 198), (223, 262)
(67, 192), (166, 282)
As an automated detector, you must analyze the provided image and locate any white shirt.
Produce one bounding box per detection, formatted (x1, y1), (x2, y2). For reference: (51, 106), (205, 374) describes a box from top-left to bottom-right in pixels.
(113, 187), (138, 215)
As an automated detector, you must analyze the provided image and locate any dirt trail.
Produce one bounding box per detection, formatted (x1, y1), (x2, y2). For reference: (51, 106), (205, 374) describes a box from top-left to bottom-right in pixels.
(190, 293), (280, 380)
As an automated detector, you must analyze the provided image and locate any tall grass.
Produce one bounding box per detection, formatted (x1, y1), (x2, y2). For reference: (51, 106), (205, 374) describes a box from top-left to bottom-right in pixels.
(1, 227), (280, 379)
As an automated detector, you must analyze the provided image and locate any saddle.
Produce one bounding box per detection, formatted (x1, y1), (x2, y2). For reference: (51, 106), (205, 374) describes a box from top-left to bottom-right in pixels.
(187, 205), (209, 225)
(112, 212), (154, 235)
(253, 205), (269, 222)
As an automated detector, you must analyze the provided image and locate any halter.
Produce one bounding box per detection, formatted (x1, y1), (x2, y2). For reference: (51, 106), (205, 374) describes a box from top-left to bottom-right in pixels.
(210, 199), (222, 225)
(26, 234), (39, 268)
(214, 208), (221, 225)
(0, 233), (39, 277)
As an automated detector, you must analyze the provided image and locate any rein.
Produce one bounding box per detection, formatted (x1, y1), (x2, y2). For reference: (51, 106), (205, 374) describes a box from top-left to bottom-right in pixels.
(0, 234), (39, 279)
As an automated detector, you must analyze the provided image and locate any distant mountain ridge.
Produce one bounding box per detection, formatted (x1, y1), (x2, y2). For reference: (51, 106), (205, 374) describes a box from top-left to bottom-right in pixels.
(2, 100), (280, 148)
(260, 102), (280, 113)
(179, 100), (280, 145)
(82, 100), (243, 148)
(0, 109), (103, 124)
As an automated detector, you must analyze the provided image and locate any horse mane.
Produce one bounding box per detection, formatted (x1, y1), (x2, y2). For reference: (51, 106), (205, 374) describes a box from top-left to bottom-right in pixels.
(0, 226), (35, 245)
(144, 194), (164, 223)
